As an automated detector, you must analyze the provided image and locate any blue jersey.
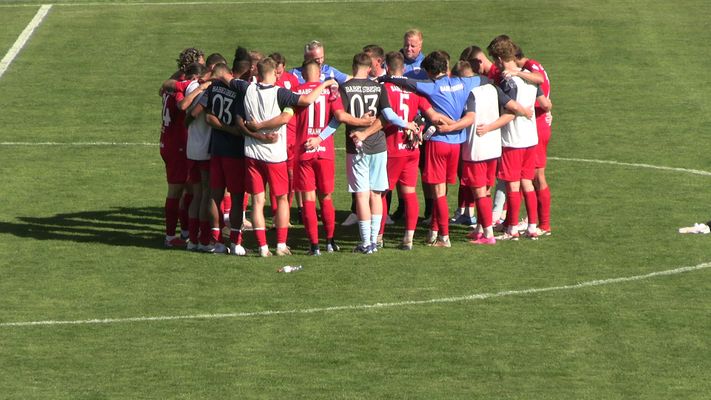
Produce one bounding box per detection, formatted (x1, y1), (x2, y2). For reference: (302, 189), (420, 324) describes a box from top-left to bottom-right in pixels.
(403, 52), (427, 79)
(290, 63), (349, 85)
(385, 75), (484, 144)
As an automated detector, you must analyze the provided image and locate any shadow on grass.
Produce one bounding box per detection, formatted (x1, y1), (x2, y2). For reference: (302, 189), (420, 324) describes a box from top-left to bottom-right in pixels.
(0, 207), (471, 251)
(0, 207), (165, 249)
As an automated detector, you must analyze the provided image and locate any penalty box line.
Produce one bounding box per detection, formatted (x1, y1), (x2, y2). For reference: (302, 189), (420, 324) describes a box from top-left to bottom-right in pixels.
(1, 262), (709, 328)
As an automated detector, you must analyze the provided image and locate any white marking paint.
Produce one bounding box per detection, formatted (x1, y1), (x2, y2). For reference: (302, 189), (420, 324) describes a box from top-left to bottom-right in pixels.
(1, 262), (709, 328)
(0, 141), (155, 146)
(549, 156), (711, 177)
(0, 4), (52, 79)
(0, 0), (455, 8)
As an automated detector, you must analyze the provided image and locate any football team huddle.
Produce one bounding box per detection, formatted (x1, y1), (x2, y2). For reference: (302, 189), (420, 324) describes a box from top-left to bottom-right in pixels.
(159, 30), (553, 257)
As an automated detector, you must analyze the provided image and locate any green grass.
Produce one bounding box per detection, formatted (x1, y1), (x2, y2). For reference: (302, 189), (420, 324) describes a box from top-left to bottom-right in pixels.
(1, 0), (710, 398)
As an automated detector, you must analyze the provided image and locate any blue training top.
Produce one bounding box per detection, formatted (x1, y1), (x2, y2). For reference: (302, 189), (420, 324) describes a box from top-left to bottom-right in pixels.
(383, 74), (483, 144)
(290, 64), (349, 85)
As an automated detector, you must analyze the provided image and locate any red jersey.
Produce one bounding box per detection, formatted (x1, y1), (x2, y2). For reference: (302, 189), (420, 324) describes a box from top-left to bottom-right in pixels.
(276, 71), (300, 150)
(487, 64), (501, 84)
(160, 80), (190, 147)
(383, 82), (432, 157)
(523, 59), (551, 118)
(293, 81), (343, 160)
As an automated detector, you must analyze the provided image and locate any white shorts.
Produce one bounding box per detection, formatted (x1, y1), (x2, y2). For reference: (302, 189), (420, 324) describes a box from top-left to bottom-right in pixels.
(346, 151), (388, 193)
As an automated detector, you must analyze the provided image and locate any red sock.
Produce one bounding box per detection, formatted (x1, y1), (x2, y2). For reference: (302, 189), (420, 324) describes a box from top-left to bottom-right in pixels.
(254, 228), (267, 247)
(165, 197), (179, 236)
(199, 220), (210, 245)
(436, 195), (450, 236)
(430, 197), (439, 231)
(180, 193), (192, 233)
(537, 187), (551, 231)
(276, 227), (288, 245)
(189, 218), (200, 244)
(302, 200), (319, 245)
(222, 194), (232, 215)
(229, 228), (243, 245)
(403, 192), (419, 231)
(211, 227), (221, 242)
(505, 191), (521, 228)
(380, 194), (388, 235)
(523, 190), (538, 225)
(475, 195), (493, 228)
(321, 198), (336, 240)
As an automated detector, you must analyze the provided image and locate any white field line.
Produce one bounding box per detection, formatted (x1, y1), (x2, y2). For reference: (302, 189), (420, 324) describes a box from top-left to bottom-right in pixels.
(549, 156), (711, 177)
(0, 4), (52, 79)
(1, 262), (709, 328)
(0, 141), (155, 146)
(1, 143), (708, 179)
(1, 0), (462, 8)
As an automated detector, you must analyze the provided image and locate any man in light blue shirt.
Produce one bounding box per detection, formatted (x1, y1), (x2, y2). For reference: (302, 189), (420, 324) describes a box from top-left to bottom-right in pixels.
(401, 29), (427, 79)
(290, 40), (351, 84)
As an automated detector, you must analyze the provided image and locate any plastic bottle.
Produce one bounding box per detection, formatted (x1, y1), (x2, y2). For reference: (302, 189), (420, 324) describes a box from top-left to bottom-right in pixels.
(277, 265), (303, 273)
(328, 83), (339, 101)
(422, 125), (437, 141)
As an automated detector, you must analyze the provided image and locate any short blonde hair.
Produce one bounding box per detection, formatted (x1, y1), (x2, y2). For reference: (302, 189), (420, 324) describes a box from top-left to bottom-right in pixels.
(403, 29), (423, 41)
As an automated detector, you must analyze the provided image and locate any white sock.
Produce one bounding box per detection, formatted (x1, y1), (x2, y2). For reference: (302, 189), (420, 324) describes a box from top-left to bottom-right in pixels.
(370, 214), (382, 244)
(277, 243), (287, 250)
(358, 220), (371, 247)
(404, 230), (415, 243)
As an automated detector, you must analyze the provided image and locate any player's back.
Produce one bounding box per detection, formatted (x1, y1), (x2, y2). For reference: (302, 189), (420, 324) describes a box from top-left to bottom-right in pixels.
(160, 84), (188, 146)
(340, 78), (388, 155)
(500, 76), (538, 148)
(243, 83), (288, 162)
(294, 81), (334, 160)
(205, 79), (245, 158)
(463, 84), (502, 162)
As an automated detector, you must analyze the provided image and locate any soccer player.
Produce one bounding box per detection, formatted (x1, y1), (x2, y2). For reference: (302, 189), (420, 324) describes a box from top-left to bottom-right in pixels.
(290, 40), (351, 85)
(513, 44), (553, 235)
(379, 51), (484, 247)
(444, 61), (521, 244)
(291, 59), (343, 255)
(183, 63), (216, 251)
(199, 60), (251, 255)
(241, 57), (337, 257)
(159, 48), (204, 248)
(488, 39), (552, 240)
(401, 29), (427, 79)
(460, 45), (500, 82)
(271, 52), (301, 224)
(308, 52), (416, 253)
(380, 51), (445, 249)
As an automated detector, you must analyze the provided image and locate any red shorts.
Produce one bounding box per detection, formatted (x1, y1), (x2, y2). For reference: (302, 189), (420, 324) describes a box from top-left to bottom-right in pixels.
(535, 120), (551, 169)
(387, 153), (419, 189)
(295, 158), (335, 193)
(246, 158), (289, 196)
(422, 141), (460, 185)
(287, 143), (296, 169)
(498, 146), (536, 182)
(160, 145), (189, 185)
(461, 159), (497, 188)
(187, 159), (210, 183)
(210, 156), (246, 194)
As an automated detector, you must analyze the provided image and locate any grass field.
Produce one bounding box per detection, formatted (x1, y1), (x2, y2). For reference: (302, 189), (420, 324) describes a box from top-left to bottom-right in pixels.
(1, 0), (711, 398)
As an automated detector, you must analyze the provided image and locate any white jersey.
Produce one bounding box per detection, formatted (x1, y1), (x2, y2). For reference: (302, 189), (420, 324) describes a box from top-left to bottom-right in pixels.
(185, 80), (211, 161)
(462, 84), (502, 162)
(501, 76), (539, 149)
(243, 84), (288, 163)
